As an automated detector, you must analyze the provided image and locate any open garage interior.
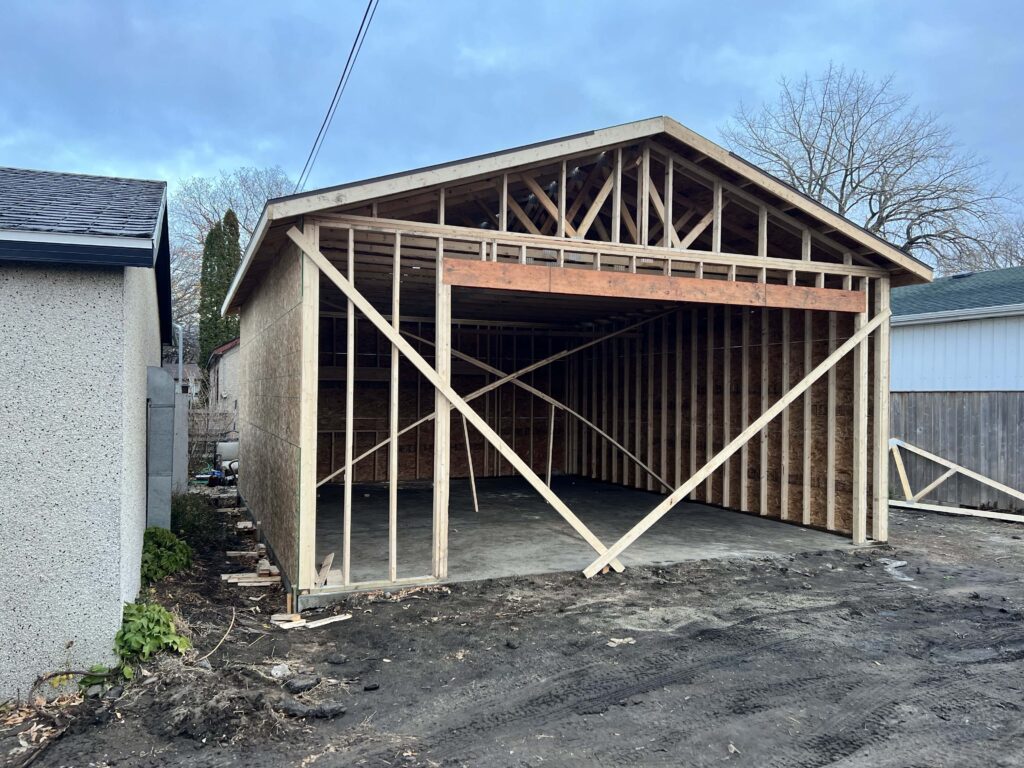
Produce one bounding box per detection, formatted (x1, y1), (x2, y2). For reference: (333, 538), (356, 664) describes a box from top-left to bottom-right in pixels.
(223, 117), (931, 606)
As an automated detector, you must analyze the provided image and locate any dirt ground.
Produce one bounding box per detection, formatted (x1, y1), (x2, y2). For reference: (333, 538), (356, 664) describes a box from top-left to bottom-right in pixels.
(6, 501), (1024, 768)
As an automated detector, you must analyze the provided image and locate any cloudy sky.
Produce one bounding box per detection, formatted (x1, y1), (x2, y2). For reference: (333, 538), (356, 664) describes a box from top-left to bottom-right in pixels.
(1, 0), (1021, 196)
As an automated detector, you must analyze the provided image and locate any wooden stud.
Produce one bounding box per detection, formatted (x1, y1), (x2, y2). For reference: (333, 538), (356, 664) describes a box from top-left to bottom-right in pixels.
(705, 306), (714, 499)
(826, 311), (837, 529)
(612, 148), (622, 243)
(757, 205), (765, 260)
(664, 158), (674, 249)
(640, 144), (651, 246)
(611, 333), (620, 483)
(780, 309), (790, 520)
(712, 181), (723, 253)
(722, 307), (731, 507)
(759, 309), (769, 516)
(499, 174), (508, 231)
(342, 228), (355, 586)
(739, 309), (750, 511)
(388, 232), (401, 581)
(433, 236), (451, 577)
(647, 320), (655, 491)
(630, 329), (638, 487)
(558, 161), (567, 238)
(873, 277), (891, 542)
(674, 310), (683, 487)
(851, 278), (869, 544)
(802, 309), (812, 526)
(689, 308), (698, 493)
(660, 314), (669, 490)
(298, 223), (320, 591)
(582, 309), (891, 577)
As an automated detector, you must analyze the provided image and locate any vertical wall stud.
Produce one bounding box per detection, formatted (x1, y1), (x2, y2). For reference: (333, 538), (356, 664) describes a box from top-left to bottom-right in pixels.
(852, 277), (869, 544)
(388, 233), (401, 581)
(873, 277), (891, 541)
(432, 236), (451, 577)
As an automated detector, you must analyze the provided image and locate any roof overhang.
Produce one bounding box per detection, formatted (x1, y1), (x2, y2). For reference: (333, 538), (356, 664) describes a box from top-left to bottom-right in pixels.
(223, 116), (933, 315)
(0, 187), (173, 344)
(892, 302), (1024, 327)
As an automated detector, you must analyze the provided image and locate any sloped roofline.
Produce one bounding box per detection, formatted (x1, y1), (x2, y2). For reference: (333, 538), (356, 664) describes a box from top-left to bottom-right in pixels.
(223, 116), (931, 314)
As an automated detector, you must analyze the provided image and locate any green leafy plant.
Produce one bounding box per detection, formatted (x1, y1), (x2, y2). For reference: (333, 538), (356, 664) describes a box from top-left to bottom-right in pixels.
(114, 603), (191, 678)
(141, 527), (192, 584)
(171, 492), (220, 547)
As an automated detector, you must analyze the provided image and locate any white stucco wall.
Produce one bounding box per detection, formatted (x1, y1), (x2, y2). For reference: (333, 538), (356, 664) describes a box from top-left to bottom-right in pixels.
(121, 266), (162, 601)
(0, 263), (161, 701)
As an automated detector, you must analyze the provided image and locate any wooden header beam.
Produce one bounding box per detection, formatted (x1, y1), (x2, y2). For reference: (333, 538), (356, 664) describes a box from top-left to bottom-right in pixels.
(442, 258), (868, 314)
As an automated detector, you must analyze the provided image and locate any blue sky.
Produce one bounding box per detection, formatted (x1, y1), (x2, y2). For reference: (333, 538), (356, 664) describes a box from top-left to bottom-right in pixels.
(1, 0), (1021, 196)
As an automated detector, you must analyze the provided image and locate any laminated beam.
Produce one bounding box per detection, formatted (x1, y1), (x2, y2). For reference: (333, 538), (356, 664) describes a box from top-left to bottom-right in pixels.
(442, 259), (868, 313)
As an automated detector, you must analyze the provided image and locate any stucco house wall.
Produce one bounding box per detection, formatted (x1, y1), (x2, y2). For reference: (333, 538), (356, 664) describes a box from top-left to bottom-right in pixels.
(0, 263), (161, 701)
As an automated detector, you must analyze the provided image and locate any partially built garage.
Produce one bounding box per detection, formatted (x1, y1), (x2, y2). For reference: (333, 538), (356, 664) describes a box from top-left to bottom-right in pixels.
(222, 116), (932, 605)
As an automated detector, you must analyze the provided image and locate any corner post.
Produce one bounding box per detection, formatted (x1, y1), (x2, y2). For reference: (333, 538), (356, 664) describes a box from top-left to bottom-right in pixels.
(432, 237), (451, 578)
(298, 220), (320, 592)
(872, 276), (891, 541)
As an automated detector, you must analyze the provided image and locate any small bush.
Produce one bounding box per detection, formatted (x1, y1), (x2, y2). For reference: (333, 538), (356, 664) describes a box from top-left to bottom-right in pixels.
(141, 527), (192, 584)
(171, 492), (220, 547)
(115, 603), (191, 672)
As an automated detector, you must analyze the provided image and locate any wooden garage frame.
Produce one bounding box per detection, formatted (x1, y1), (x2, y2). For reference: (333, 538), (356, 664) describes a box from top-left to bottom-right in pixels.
(223, 117), (930, 604)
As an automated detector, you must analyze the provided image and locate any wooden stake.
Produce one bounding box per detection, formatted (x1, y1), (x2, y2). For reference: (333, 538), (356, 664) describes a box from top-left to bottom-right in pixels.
(462, 414), (479, 512)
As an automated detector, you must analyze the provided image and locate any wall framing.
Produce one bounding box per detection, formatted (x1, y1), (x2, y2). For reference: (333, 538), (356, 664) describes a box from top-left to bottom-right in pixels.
(226, 125), (919, 603)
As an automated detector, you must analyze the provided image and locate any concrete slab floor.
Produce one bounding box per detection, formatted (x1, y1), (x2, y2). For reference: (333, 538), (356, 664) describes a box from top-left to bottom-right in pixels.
(315, 476), (858, 586)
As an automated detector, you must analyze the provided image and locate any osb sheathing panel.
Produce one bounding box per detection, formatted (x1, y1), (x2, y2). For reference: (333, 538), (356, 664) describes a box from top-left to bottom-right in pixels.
(238, 242), (303, 581)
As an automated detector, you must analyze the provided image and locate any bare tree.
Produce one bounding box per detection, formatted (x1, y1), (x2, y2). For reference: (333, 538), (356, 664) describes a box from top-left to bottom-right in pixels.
(967, 216), (1024, 270)
(169, 166), (292, 360)
(722, 64), (1017, 273)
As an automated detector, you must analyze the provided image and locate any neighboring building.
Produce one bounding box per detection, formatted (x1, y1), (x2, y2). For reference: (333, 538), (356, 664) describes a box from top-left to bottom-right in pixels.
(890, 266), (1024, 509)
(207, 337), (240, 420)
(162, 360), (203, 402)
(0, 167), (172, 700)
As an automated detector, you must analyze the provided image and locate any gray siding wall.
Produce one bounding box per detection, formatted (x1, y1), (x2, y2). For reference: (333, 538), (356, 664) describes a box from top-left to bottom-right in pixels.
(890, 391), (1024, 512)
(0, 263), (161, 701)
(891, 315), (1024, 392)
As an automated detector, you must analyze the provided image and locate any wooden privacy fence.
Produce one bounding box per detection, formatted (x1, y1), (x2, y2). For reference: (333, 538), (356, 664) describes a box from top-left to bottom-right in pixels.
(890, 391), (1024, 511)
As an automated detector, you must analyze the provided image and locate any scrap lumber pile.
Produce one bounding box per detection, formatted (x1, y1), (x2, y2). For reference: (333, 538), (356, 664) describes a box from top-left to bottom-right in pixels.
(269, 612), (352, 630)
(221, 558), (280, 587)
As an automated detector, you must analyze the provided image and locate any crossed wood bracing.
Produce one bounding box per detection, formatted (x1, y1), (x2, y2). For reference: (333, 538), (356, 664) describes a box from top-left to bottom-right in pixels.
(288, 214), (892, 588)
(889, 438), (1024, 523)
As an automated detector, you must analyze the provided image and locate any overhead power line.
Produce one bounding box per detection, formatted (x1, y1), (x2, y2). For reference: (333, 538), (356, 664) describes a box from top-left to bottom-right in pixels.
(293, 0), (380, 194)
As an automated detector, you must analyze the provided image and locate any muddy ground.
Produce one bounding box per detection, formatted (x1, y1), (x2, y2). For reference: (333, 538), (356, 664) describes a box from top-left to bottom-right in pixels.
(7, 503), (1024, 767)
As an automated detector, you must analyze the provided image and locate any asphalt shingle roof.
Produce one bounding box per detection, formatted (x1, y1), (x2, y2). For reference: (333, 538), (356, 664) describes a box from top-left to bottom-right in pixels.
(892, 266), (1024, 316)
(0, 167), (165, 239)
